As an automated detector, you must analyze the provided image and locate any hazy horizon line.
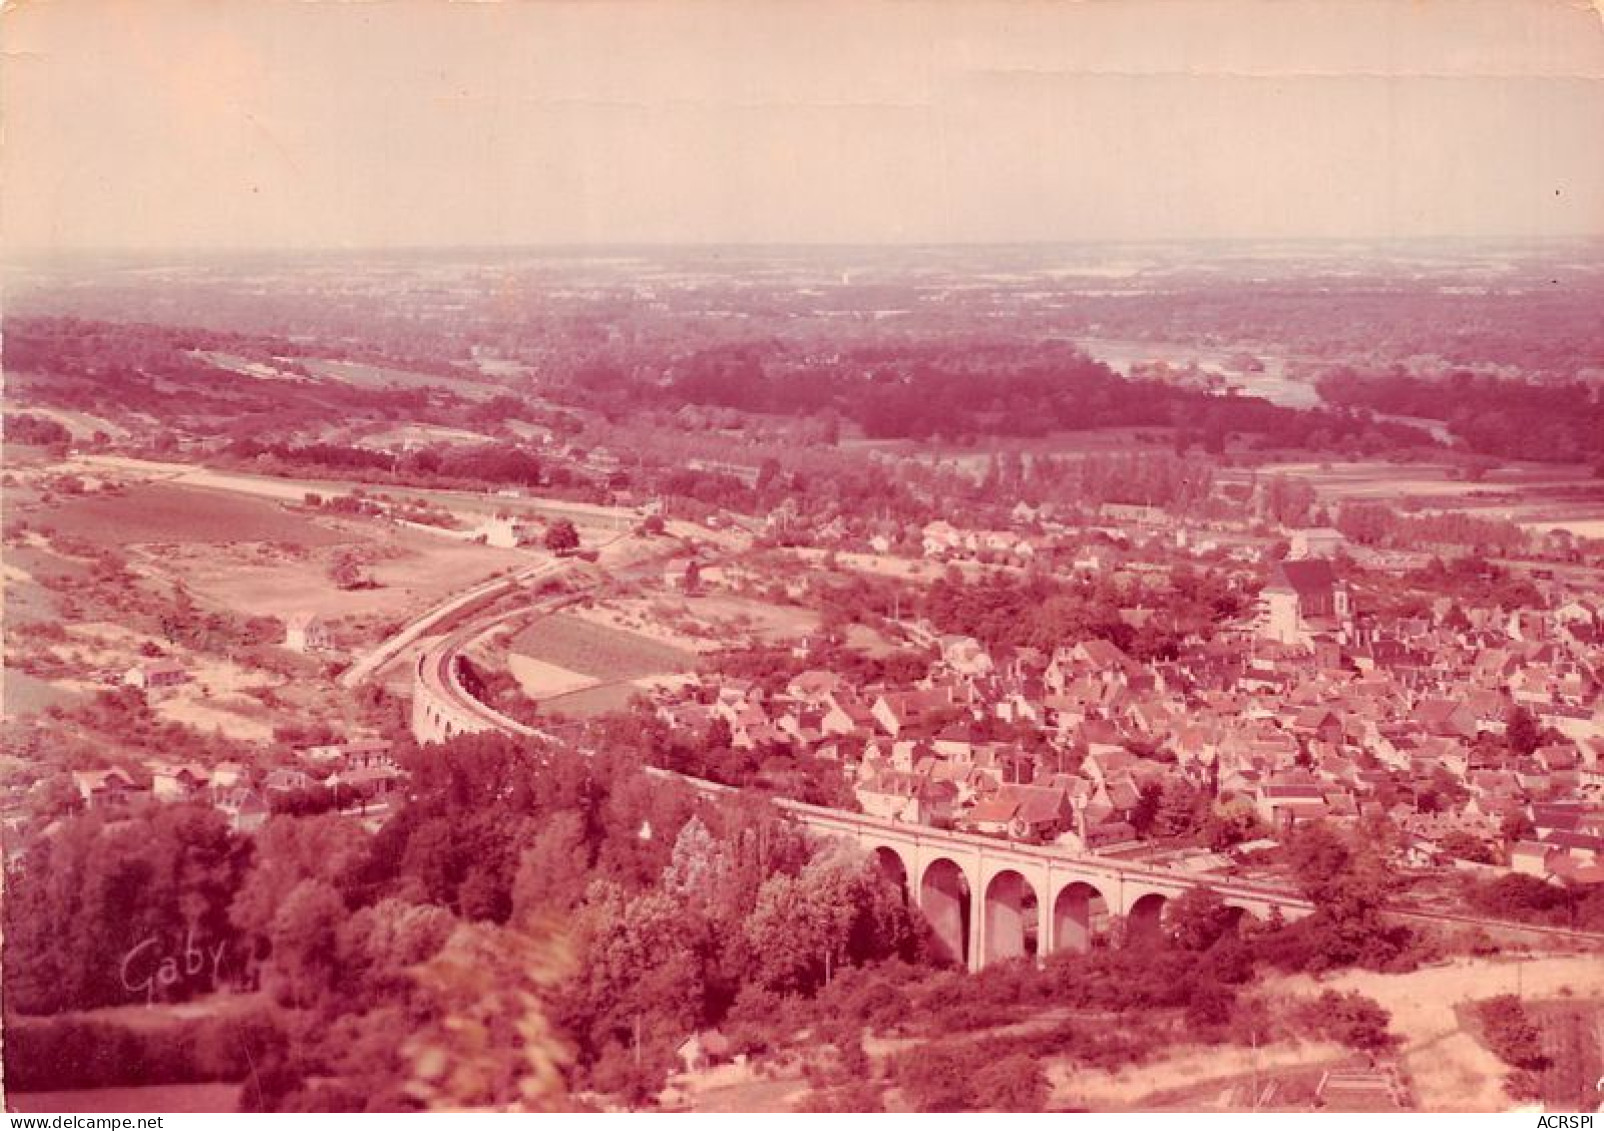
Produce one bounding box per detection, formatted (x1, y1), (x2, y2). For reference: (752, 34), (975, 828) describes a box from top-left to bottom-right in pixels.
(8, 232), (1604, 263)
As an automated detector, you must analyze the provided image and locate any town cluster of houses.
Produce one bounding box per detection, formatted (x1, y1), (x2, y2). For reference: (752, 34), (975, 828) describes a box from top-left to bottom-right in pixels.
(775, 496), (1587, 597)
(37, 496), (1604, 896)
(651, 567), (1604, 886)
(919, 519), (1039, 565)
(68, 738), (403, 832)
(884, 502), (1307, 566)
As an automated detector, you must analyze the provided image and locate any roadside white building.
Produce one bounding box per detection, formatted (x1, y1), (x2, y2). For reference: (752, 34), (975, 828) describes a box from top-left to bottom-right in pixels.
(284, 612), (333, 653)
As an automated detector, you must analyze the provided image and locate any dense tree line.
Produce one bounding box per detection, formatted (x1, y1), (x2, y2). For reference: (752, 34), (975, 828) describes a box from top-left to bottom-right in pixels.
(747, 878), (1402, 1112)
(5, 1009), (285, 1093)
(1335, 501), (1527, 553)
(1463, 873), (1604, 932)
(1399, 557), (1543, 612)
(1319, 368), (1604, 467)
(557, 334), (1434, 454)
(5, 412), (72, 447)
(4, 804), (248, 1014)
(653, 341), (1436, 451)
(920, 564), (1245, 660)
(224, 437), (545, 490)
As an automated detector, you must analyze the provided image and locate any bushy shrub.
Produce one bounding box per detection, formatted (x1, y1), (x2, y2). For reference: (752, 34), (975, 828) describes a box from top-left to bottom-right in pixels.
(1185, 976), (1239, 1029)
(1294, 990), (1394, 1052)
(721, 983), (796, 1056)
(585, 1037), (673, 1106)
(810, 961), (918, 1035)
(1467, 875), (1576, 927)
(892, 1041), (987, 1111)
(1248, 910), (1419, 974)
(970, 1052), (1050, 1112)
(1476, 995), (1548, 1070)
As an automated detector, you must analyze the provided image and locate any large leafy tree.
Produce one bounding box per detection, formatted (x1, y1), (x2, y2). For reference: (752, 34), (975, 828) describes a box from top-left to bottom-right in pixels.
(1164, 886), (1238, 952)
(544, 519), (580, 555)
(1281, 821), (1409, 969)
(511, 811), (593, 920)
(1505, 705), (1542, 757)
(336, 898), (456, 1010)
(232, 813), (370, 952)
(560, 883), (718, 1068)
(268, 879), (347, 1008)
(743, 847), (921, 994)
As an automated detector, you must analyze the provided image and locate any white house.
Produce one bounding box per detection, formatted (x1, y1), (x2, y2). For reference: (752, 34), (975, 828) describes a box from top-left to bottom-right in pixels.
(125, 660), (190, 691)
(284, 613), (333, 653)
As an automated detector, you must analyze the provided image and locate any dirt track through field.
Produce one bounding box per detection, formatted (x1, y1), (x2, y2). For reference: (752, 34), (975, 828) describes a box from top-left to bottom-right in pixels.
(1268, 953), (1604, 1112)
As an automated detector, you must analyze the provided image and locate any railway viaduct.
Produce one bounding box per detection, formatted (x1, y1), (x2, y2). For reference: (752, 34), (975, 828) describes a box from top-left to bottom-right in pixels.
(410, 621), (1314, 971)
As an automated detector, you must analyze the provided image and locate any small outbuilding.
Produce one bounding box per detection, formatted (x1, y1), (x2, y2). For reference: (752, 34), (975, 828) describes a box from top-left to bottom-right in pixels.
(675, 1029), (732, 1074)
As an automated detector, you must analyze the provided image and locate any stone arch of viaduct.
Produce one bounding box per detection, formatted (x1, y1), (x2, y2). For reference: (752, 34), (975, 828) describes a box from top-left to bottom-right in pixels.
(838, 821), (1297, 972)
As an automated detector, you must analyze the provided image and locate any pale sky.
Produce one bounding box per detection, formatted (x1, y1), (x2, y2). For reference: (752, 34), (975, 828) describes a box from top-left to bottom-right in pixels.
(3, 0), (1603, 250)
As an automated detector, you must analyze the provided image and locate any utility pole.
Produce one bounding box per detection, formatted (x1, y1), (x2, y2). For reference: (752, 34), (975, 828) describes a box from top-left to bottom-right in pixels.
(1250, 1027), (1260, 1111)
